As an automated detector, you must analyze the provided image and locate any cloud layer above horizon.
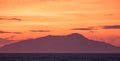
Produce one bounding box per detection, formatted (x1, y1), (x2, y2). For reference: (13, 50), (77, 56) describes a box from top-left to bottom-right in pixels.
(72, 25), (120, 30)
(0, 31), (22, 34)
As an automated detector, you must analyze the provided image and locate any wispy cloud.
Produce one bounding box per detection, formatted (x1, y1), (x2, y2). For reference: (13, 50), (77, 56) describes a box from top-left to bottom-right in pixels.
(102, 25), (120, 29)
(12, 32), (22, 34)
(0, 31), (22, 34)
(89, 31), (95, 33)
(0, 18), (22, 21)
(72, 25), (120, 31)
(72, 27), (97, 30)
(72, 28), (93, 30)
(30, 30), (51, 32)
(0, 31), (11, 33)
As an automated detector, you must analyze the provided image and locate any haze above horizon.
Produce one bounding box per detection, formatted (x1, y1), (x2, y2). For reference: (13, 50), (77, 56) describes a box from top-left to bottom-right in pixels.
(0, 0), (120, 46)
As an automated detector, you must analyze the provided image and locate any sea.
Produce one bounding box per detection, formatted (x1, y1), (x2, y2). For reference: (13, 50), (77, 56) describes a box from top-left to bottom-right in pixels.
(0, 53), (120, 61)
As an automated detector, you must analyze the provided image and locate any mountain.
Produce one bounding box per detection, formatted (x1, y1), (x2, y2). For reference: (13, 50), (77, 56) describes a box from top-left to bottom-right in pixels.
(0, 38), (14, 47)
(0, 33), (120, 53)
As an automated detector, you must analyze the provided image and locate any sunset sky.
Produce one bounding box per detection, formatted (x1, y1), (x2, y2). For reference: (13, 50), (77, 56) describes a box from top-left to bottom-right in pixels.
(0, 0), (120, 47)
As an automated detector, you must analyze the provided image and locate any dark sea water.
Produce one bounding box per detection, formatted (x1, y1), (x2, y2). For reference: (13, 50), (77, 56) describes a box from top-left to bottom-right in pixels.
(0, 53), (120, 61)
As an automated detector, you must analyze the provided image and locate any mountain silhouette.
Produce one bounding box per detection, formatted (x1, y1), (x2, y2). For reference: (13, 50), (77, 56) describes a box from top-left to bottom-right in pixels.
(0, 38), (15, 47)
(0, 33), (120, 53)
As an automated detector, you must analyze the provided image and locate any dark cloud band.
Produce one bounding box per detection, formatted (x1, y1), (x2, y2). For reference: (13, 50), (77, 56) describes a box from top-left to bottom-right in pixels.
(0, 31), (22, 34)
(72, 25), (120, 31)
(102, 25), (120, 29)
(0, 18), (22, 21)
(72, 28), (94, 30)
(30, 30), (51, 32)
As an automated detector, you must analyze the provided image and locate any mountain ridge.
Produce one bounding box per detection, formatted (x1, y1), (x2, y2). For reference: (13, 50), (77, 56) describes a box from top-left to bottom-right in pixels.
(0, 33), (120, 53)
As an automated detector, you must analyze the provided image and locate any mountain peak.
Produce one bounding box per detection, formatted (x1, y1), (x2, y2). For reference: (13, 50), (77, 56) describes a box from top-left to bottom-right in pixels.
(68, 33), (81, 36)
(45, 33), (83, 38)
(68, 33), (86, 38)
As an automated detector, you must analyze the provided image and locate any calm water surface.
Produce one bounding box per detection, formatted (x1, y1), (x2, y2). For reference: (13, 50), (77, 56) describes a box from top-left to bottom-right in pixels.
(0, 53), (120, 61)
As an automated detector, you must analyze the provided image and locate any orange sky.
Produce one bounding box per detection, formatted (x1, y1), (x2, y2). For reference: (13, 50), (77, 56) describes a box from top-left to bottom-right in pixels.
(0, 0), (120, 46)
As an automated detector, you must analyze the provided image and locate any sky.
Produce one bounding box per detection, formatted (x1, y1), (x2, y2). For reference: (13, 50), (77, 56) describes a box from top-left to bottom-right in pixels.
(0, 0), (120, 47)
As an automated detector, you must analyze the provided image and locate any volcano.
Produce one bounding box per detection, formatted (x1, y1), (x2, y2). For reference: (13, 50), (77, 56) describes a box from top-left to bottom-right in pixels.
(0, 33), (120, 53)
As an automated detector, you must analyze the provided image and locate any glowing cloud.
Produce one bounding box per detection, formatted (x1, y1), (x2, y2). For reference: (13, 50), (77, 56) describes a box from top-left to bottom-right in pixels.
(0, 18), (22, 21)
(0, 31), (22, 34)
(30, 30), (51, 32)
(72, 25), (120, 31)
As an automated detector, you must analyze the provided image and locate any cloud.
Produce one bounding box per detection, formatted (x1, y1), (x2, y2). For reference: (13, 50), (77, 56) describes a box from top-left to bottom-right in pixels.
(0, 31), (22, 34)
(12, 32), (22, 34)
(72, 27), (96, 30)
(102, 25), (120, 29)
(0, 31), (11, 33)
(72, 28), (92, 30)
(0, 18), (22, 21)
(6, 36), (16, 40)
(89, 31), (95, 33)
(30, 30), (51, 32)
(72, 25), (120, 31)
